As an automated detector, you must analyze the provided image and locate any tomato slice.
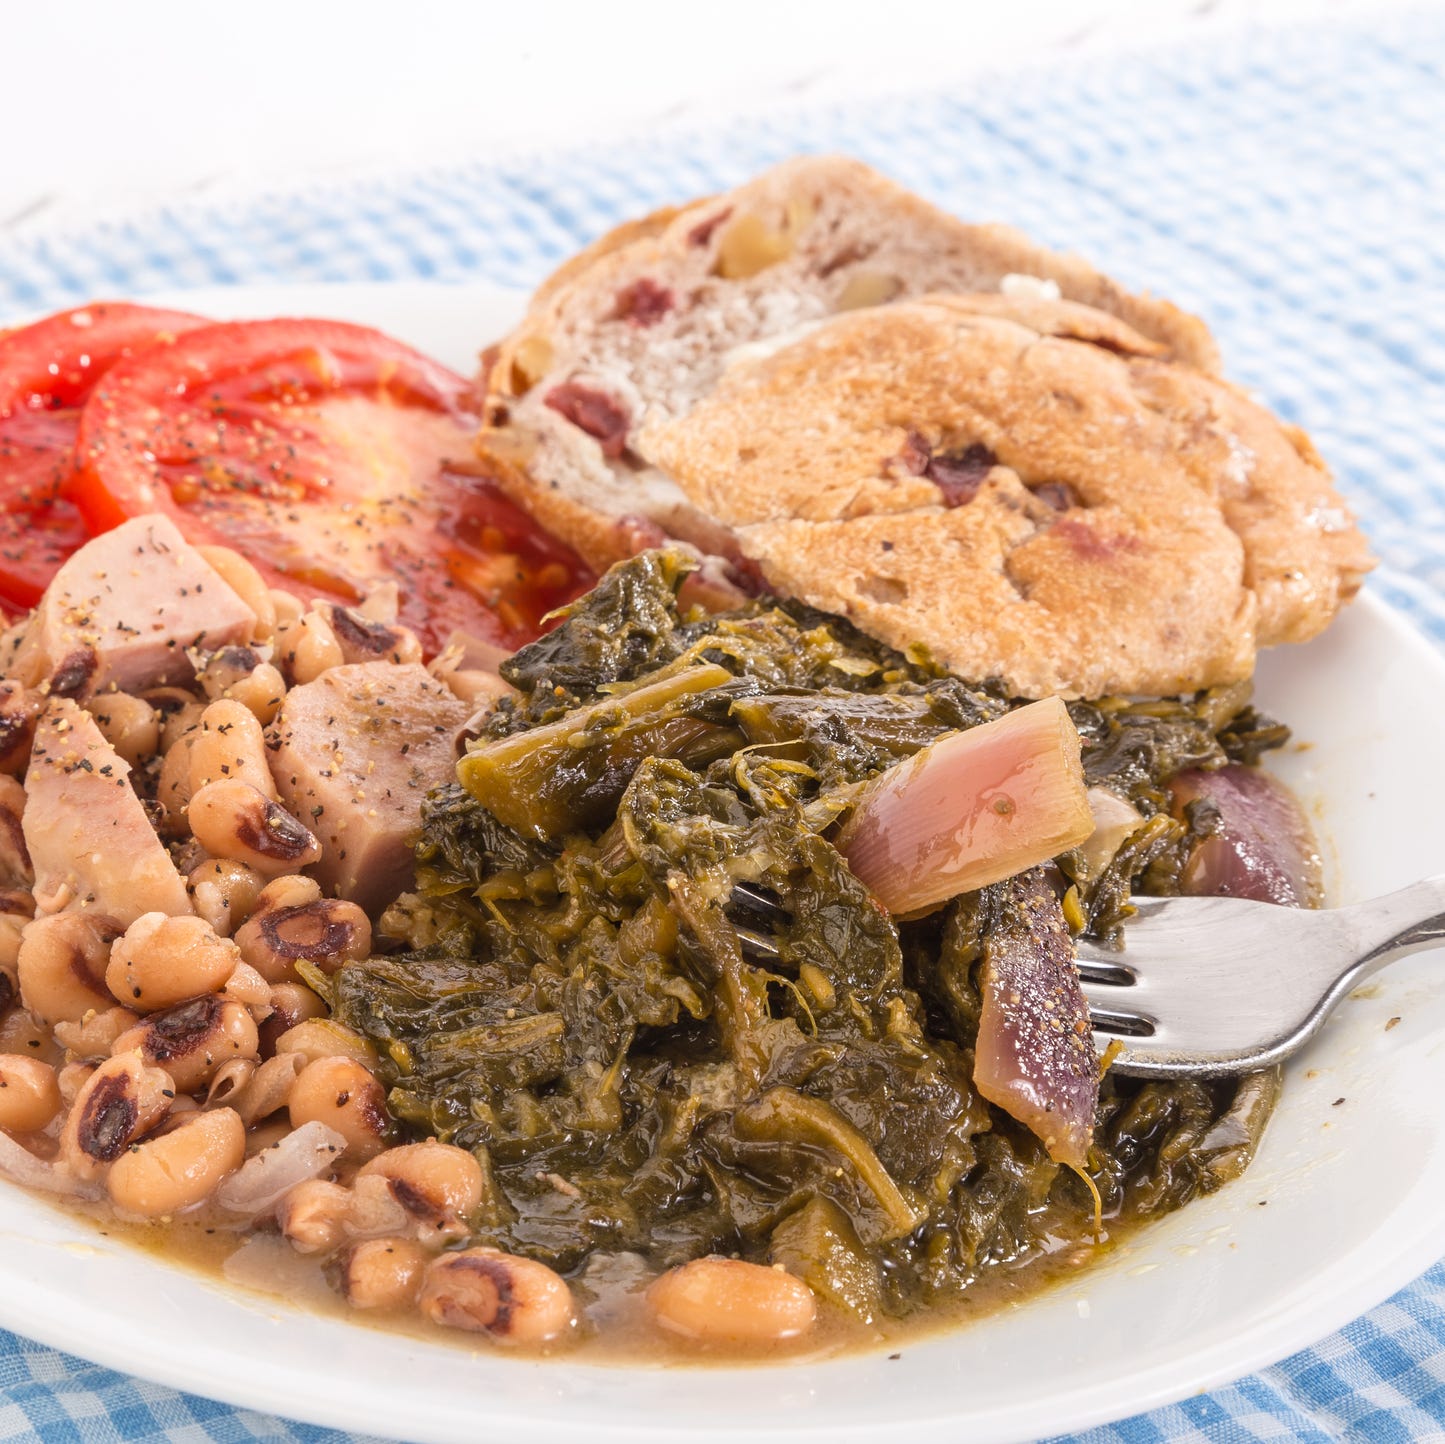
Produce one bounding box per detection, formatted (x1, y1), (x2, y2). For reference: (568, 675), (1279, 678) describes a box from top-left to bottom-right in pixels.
(71, 318), (591, 654)
(0, 301), (208, 609)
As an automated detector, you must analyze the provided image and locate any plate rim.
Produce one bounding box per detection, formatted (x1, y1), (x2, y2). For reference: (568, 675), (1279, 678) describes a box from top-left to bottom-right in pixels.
(1, 279), (1442, 1444)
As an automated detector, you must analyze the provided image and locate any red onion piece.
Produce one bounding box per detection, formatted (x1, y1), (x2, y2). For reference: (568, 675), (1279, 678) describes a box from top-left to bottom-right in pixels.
(975, 868), (1097, 1167)
(836, 697), (1094, 916)
(1171, 765), (1322, 908)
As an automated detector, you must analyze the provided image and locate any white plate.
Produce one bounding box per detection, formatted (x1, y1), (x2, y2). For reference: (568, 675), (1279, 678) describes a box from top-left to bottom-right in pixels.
(4, 281), (1445, 1443)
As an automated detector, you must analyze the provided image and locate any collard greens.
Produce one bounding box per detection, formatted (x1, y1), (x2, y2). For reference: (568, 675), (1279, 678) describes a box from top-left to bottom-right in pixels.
(331, 551), (1283, 1320)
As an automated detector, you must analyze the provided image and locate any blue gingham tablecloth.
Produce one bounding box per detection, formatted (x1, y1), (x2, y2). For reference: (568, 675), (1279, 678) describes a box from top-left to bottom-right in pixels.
(3, 9), (1445, 1443)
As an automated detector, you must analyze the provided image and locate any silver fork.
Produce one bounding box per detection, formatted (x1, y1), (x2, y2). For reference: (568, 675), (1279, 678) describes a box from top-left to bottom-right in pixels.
(1078, 876), (1445, 1077)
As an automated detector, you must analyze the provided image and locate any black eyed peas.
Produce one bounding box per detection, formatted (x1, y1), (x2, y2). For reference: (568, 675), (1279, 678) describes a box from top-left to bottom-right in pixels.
(195, 545), (277, 642)
(418, 1248), (576, 1346)
(356, 1141), (484, 1239)
(52, 1006), (140, 1061)
(106, 1107), (246, 1218)
(0, 776), (33, 888)
(105, 913), (240, 1011)
(277, 1178), (354, 1254)
(112, 995), (259, 1094)
(335, 1237), (430, 1311)
(277, 609), (345, 686)
(59, 1053), (175, 1178)
(234, 882), (371, 985)
(187, 859), (266, 938)
(188, 700), (279, 801)
(17, 913), (124, 1025)
(187, 780), (322, 877)
(196, 646), (287, 726)
(256, 981), (327, 1057)
(325, 604), (424, 668)
(0, 681), (41, 777)
(85, 693), (160, 771)
(287, 1056), (391, 1160)
(0, 1055), (61, 1132)
(645, 1257), (817, 1346)
(272, 1019), (377, 1070)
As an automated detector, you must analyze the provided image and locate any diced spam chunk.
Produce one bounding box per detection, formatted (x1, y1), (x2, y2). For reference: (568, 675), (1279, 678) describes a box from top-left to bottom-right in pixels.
(10, 516), (255, 699)
(22, 699), (191, 925)
(268, 664), (469, 913)
(836, 697), (1093, 917)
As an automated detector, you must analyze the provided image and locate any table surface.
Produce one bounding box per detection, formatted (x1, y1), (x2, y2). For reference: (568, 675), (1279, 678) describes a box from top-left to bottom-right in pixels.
(0, 0), (1373, 233)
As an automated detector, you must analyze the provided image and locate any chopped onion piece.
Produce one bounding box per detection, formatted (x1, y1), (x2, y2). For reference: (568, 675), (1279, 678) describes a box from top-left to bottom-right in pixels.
(214, 1121), (348, 1217)
(1171, 765), (1323, 908)
(975, 868), (1097, 1167)
(0, 1130), (101, 1199)
(836, 697), (1093, 916)
(1077, 787), (1144, 878)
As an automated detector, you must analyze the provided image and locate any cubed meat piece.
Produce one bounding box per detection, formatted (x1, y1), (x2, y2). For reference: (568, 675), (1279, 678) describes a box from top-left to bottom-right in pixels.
(10, 515), (256, 699)
(267, 663), (469, 913)
(23, 699), (191, 925)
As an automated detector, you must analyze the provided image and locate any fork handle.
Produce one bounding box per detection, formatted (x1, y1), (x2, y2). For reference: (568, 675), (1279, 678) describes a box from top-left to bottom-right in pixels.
(1348, 874), (1445, 972)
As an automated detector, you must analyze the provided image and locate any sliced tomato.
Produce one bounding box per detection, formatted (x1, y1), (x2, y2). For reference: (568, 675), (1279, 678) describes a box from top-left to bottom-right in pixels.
(71, 318), (591, 654)
(0, 301), (208, 609)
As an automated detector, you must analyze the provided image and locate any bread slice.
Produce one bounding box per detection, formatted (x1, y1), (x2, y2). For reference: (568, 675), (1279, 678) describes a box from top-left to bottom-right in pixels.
(475, 157), (1217, 562)
(474, 157), (1370, 696)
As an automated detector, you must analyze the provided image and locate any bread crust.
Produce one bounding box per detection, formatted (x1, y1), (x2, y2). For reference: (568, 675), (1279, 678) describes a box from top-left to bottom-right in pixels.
(475, 157), (1370, 696)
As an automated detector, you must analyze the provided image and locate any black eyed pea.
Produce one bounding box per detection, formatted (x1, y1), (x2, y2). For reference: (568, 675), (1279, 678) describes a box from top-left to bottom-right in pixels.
(356, 1141), (484, 1240)
(220, 961), (272, 1009)
(419, 1248), (576, 1346)
(52, 1006), (141, 1061)
(17, 913), (124, 1025)
(188, 780), (322, 878)
(0, 1054), (62, 1132)
(645, 1257), (817, 1346)
(276, 608), (345, 686)
(195, 545), (278, 642)
(187, 859), (266, 938)
(156, 732), (198, 832)
(272, 1019), (376, 1070)
(0, 680), (42, 778)
(195, 644), (287, 726)
(59, 1053), (175, 1178)
(335, 1236), (431, 1311)
(188, 699), (279, 800)
(287, 1056), (391, 1161)
(277, 1178), (353, 1253)
(325, 604), (424, 668)
(105, 913), (241, 1012)
(0, 776), (33, 888)
(105, 1107), (246, 1218)
(234, 892), (371, 986)
(256, 981), (327, 1057)
(85, 693), (160, 771)
(112, 994), (259, 1094)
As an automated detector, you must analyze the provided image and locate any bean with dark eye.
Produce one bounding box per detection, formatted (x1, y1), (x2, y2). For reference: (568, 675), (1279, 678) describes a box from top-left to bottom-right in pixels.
(188, 780), (322, 877)
(327, 605), (423, 667)
(17, 913), (124, 1025)
(0, 682), (42, 777)
(196, 646), (288, 726)
(235, 898), (372, 984)
(60, 1053), (175, 1177)
(111, 994), (259, 1093)
(0, 776), (31, 889)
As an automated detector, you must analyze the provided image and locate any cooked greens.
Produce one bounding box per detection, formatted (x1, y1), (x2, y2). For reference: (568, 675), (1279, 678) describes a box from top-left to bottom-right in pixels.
(331, 550), (1285, 1322)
